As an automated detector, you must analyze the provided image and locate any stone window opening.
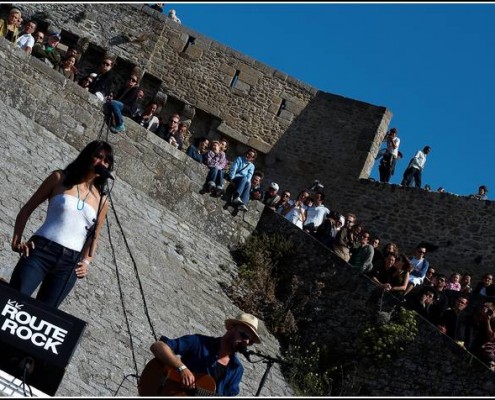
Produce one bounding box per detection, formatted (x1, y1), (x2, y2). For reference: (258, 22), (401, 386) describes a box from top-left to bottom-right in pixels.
(182, 36), (196, 53)
(230, 70), (240, 88)
(276, 99), (287, 117)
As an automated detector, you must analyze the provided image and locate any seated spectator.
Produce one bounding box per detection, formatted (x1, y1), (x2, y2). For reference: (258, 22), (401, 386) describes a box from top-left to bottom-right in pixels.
(228, 148), (257, 212)
(460, 272), (473, 295)
(78, 74), (94, 90)
(107, 73), (141, 133)
(445, 272), (462, 292)
(156, 113), (184, 149)
(150, 3), (164, 12)
(349, 231), (374, 273)
(16, 19), (36, 54)
(186, 136), (209, 163)
(32, 32), (62, 68)
(437, 187), (446, 193)
(0, 8), (21, 43)
(405, 285), (437, 320)
(470, 185), (488, 200)
(281, 190), (310, 229)
(370, 236), (381, 261)
(203, 140), (228, 197)
(372, 241), (398, 267)
(262, 182), (281, 211)
(62, 46), (81, 77)
(250, 171), (264, 202)
(133, 102), (160, 132)
(423, 184), (432, 191)
(403, 245), (429, 296)
(316, 210), (343, 248)
(89, 56), (114, 100)
(55, 54), (77, 81)
(466, 302), (495, 363)
(32, 30), (44, 46)
(168, 9), (182, 24)
(473, 273), (495, 297)
(303, 192), (330, 235)
(275, 190), (291, 215)
(177, 121), (190, 149)
(437, 295), (469, 347)
(332, 213), (357, 262)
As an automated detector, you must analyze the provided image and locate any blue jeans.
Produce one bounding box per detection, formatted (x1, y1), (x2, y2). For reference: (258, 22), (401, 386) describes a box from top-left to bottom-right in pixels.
(109, 100), (124, 126)
(231, 176), (250, 205)
(205, 167), (224, 188)
(9, 236), (81, 309)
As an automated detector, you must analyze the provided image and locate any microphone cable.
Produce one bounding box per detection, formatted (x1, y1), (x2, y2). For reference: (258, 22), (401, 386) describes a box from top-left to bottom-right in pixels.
(113, 373), (140, 397)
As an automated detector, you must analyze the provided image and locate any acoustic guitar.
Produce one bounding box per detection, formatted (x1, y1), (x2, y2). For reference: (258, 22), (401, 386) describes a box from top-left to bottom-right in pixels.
(138, 358), (216, 396)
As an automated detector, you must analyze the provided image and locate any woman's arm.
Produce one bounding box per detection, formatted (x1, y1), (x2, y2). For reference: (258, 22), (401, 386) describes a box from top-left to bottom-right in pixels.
(74, 194), (109, 278)
(12, 171), (61, 256)
(391, 271), (410, 292)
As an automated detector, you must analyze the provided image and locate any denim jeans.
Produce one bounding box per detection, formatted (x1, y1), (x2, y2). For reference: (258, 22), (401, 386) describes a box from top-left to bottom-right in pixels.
(231, 176), (251, 205)
(205, 167), (225, 188)
(109, 100), (124, 126)
(9, 236), (81, 309)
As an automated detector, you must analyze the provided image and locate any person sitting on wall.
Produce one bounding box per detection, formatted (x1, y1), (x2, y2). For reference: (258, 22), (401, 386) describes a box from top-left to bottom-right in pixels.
(32, 32), (62, 68)
(316, 210), (344, 248)
(0, 7), (21, 43)
(405, 285), (437, 320)
(168, 9), (181, 24)
(460, 272), (473, 295)
(275, 190), (291, 215)
(61, 46), (82, 77)
(133, 101), (160, 132)
(261, 182), (281, 211)
(228, 148), (257, 212)
(106, 72), (141, 133)
(472, 273), (495, 297)
(148, 313), (261, 396)
(202, 140), (228, 197)
(54, 54), (77, 81)
(78, 74), (95, 91)
(332, 213), (357, 262)
(15, 19), (36, 54)
(156, 113), (180, 146)
(437, 294), (470, 347)
(349, 230), (375, 273)
(403, 245), (430, 297)
(89, 56), (115, 101)
(186, 136), (210, 163)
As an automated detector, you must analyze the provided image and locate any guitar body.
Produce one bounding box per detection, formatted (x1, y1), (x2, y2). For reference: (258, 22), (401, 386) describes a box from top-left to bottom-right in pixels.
(138, 358), (216, 396)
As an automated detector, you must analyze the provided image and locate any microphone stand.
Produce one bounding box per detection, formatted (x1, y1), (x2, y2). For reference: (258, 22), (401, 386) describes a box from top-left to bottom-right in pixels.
(245, 350), (290, 397)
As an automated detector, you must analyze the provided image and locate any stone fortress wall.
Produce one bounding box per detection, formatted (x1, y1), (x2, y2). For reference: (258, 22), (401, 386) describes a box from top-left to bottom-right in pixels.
(0, 3), (494, 396)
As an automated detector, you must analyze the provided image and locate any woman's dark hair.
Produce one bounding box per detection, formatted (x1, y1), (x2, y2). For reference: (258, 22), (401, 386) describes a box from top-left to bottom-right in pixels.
(396, 253), (412, 272)
(194, 136), (208, 147)
(63, 140), (114, 190)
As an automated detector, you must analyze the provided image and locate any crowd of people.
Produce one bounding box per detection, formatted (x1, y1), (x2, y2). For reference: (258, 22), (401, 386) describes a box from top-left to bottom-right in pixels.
(2, 5), (495, 390)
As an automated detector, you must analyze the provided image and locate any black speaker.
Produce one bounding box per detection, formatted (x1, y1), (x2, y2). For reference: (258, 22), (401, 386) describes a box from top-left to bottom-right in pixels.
(0, 283), (87, 395)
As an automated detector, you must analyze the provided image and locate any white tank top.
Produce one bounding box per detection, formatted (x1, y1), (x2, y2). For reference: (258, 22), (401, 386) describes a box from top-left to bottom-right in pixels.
(34, 193), (97, 251)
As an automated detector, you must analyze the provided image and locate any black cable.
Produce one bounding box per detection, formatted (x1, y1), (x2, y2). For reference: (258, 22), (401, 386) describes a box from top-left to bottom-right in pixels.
(105, 212), (140, 378)
(107, 191), (158, 341)
(21, 362), (33, 397)
(113, 373), (140, 397)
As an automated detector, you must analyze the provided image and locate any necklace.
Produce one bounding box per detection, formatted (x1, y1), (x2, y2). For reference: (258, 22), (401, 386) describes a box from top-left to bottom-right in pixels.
(76, 184), (92, 211)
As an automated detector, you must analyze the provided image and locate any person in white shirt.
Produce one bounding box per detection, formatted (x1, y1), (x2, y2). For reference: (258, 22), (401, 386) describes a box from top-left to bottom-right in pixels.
(401, 146), (431, 188)
(303, 192), (330, 235)
(16, 19), (37, 54)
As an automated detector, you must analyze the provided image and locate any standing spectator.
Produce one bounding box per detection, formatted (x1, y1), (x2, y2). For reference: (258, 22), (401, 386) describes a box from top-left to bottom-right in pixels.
(89, 56), (114, 100)
(32, 32), (62, 68)
(186, 136), (209, 163)
(281, 190), (309, 229)
(168, 9), (182, 24)
(349, 231), (375, 273)
(401, 146), (431, 188)
(276, 190), (291, 214)
(404, 245), (430, 296)
(262, 182), (281, 211)
(228, 148), (257, 212)
(460, 272), (473, 295)
(203, 140), (228, 196)
(107, 73), (141, 133)
(16, 19), (36, 54)
(303, 192), (330, 235)
(0, 8), (21, 43)
(428, 274), (450, 325)
(250, 171), (264, 202)
(150, 3), (164, 13)
(377, 127), (400, 183)
(333, 213), (357, 262)
(470, 185), (488, 200)
(437, 295), (470, 346)
(473, 273), (495, 297)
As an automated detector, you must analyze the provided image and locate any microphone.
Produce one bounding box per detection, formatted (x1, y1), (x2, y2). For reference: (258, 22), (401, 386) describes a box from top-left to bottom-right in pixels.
(94, 164), (114, 180)
(238, 346), (252, 362)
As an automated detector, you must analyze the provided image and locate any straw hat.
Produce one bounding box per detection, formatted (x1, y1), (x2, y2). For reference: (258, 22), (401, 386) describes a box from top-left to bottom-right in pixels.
(225, 313), (261, 344)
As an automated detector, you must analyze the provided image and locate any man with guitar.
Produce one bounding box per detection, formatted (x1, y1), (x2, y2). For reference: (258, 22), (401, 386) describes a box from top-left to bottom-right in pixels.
(143, 313), (261, 396)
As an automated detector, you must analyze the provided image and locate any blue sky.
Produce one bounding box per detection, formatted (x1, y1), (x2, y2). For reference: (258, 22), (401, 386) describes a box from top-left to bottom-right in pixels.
(159, 2), (494, 198)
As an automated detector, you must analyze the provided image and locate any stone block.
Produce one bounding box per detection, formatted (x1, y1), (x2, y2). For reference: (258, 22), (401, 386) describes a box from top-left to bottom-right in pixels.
(217, 122), (249, 145)
(247, 137), (272, 154)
